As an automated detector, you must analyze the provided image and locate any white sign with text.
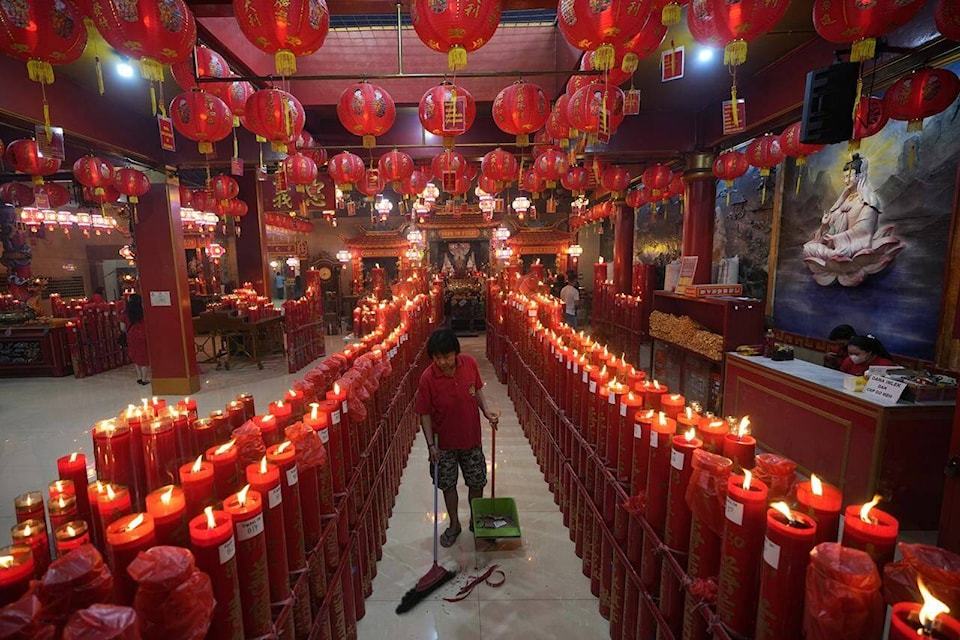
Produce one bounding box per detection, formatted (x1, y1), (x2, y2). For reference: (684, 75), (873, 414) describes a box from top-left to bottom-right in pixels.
(862, 376), (907, 405)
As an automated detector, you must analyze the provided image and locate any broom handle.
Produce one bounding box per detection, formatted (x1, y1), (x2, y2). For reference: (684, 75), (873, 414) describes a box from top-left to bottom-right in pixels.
(432, 434), (440, 564)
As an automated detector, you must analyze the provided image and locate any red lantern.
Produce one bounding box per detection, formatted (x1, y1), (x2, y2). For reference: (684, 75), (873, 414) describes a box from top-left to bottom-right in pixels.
(73, 156), (115, 194)
(419, 83), (476, 147)
(169, 91), (233, 155)
(228, 200), (249, 218)
(561, 166), (591, 194)
(778, 122), (825, 167)
(814, 0), (927, 62)
(581, 48), (631, 87)
(478, 175), (502, 195)
(618, 15), (668, 72)
(884, 68), (960, 132)
(481, 148), (519, 187)
(210, 175), (240, 201)
(337, 82), (396, 149)
(713, 150), (750, 187)
(0, 183), (35, 207)
(492, 81), (551, 147)
(745, 134), (784, 176)
(327, 152), (365, 191)
(357, 171), (385, 198)
(242, 89), (306, 152)
(171, 46), (230, 91)
(113, 169), (151, 203)
(547, 96), (575, 147)
(442, 172), (472, 196)
(936, 0), (960, 41)
(668, 174), (685, 199)
(521, 168), (545, 196)
(233, 0), (330, 75)
(296, 131), (315, 149)
(642, 165), (673, 191)
(410, 0), (501, 71)
(687, 0), (789, 66)
(432, 150), (468, 181)
(601, 165), (631, 197)
(83, 185), (120, 204)
(397, 169), (429, 198)
(625, 188), (645, 209)
(557, 0), (653, 70)
(178, 185), (193, 207)
(378, 150), (415, 183)
(534, 148), (570, 188)
(192, 189), (224, 215)
(566, 74), (594, 98)
(850, 96), (889, 150)
(6, 139), (61, 185)
(34, 183), (70, 208)
(214, 80), (255, 127)
(566, 83), (626, 135)
(283, 154), (319, 189)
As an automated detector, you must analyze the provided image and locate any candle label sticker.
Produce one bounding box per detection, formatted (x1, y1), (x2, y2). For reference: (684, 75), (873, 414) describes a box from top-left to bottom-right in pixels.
(590, 381), (597, 394)
(763, 537), (781, 570)
(609, 392), (617, 405)
(634, 424), (642, 439)
(341, 400), (349, 415)
(550, 344), (555, 354)
(219, 535), (236, 564)
(671, 449), (685, 470)
(268, 485), (283, 509)
(286, 467), (299, 486)
(574, 363), (579, 374)
(319, 427), (329, 444)
(332, 410), (341, 425)
(725, 497), (744, 526)
(583, 371), (588, 383)
(620, 403), (628, 417)
(651, 431), (659, 448)
(567, 360), (572, 370)
(236, 513), (265, 541)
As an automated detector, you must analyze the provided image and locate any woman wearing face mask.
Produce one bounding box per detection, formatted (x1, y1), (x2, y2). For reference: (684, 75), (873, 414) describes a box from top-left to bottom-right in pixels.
(840, 334), (896, 376)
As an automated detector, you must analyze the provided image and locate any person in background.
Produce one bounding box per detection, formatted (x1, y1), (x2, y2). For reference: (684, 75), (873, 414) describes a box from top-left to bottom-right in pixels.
(825, 324), (857, 369)
(121, 293), (150, 385)
(90, 286), (106, 304)
(550, 273), (566, 298)
(560, 271), (580, 329)
(841, 334), (896, 376)
(275, 272), (284, 300)
(294, 274), (303, 299)
(415, 328), (499, 547)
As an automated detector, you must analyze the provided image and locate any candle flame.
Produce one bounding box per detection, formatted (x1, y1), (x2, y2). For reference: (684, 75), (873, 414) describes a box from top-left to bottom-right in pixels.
(161, 485), (174, 505)
(375, 262), (380, 268)
(55, 495), (68, 508)
(685, 407), (693, 419)
(204, 506), (216, 529)
(600, 365), (607, 376)
(69, 452), (78, 463)
(287, 389), (296, 396)
(106, 484), (116, 500)
(262, 414), (274, 423)
(310, 403), (319, 420)
(0, 556), (12, 568)
(684, 428), (696, 442)
(334, 383), (341, 395)
(259, 456), (268, 474)
(238, 484), (250, 506)
(134, 408), (143, 418)
(671, 394), (681, 401)
(658, 412), (666, 426)
(141, 398), (148, 409)
(126, 404), (135, 418)
(124, 513), (145, 532)
(152, 396), (159, 405)
(94, 480), (104, 493)
(184, 397), (191, 404)
(191, 455), (204, 473)
(742, 469), (753, 491)
(276, 400), (284, 408)
(277, 441), (293, 454)
(771, 501), (797, 523)
(653, 380), (661, 390)
(66, 525), (76, 536)
(709, 420), (725, 429)
(811, 474), (823, 497)
(644, 409), (655, 419)
(599, 256), (604, 264)
(22, 524), (31, 536)
(918, 576), (951, 628)
(627, 392), (636, 402)
(737, 416), (751, 439)
(859, 494), (882, 523)
(214, 440), (236, 455)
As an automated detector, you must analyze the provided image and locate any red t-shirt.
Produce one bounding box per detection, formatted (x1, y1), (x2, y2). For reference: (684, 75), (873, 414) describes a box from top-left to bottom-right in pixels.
(840, 356), (896, 376)
(415, 353), (484, 450)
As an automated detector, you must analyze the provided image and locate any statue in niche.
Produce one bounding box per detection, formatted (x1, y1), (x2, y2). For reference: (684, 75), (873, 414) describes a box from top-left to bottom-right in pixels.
(802, 154), (905, 287)
(440, 242), (475, 277)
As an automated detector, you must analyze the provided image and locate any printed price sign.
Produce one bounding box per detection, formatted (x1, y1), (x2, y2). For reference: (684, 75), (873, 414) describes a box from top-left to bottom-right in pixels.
(862, 376), (907, 405)
(722, 99), (747, 135)
(677, 256), (699, 289)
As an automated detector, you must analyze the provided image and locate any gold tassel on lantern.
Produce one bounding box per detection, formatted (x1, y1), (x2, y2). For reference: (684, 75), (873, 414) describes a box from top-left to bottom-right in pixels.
(275, 50), (297, 76)
(725, 179), (733, 206)
(271, 141), (288, 153)
(362, 135), (376, 148)
(730, 83), (740, 128)
(448, 45), (468, 72)
(724, 39), (748, 66)
(39, 84), (52, 140)
(796, 157), (806, 194)
(593, 44), (616, 71)
(516, 134), (529, 147)
(850, 38), (876, 63)
(621, 53), (639, 74)
(199, 141), (213, 154)
(256, 135), (266, 143)
(27, 60), (55, 85)
(140, 57), (164, 82)
(760, 168), (770, 204)
(907, 118), (924, 133)
(847, 139), (862, 152)
(662, 2), (682, 26)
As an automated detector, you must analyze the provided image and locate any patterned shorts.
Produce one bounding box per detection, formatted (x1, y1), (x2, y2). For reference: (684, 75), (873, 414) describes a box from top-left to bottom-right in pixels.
(430, 446), (487, 491)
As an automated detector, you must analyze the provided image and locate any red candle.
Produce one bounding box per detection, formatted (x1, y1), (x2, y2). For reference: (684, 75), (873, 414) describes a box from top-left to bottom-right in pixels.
(723, 416), (757, 471)
(716, 471), (770, 637)
(53, 521), (90, 558)
(604, 382), (628, 469)
(267, 441), (307, 571)
(223, 486), (273, 638)
(284, 388), (305, 417)
(237, 393), (256, 422)
(631, 409), (656, 495)
(48, 494), (78, 532)
(326, 383), (356, 477)
(644, 379), (669, 411)
(246, 456), (291, 604)
(206, 440), (241, 502)
(169, 408), (193, 462)
(208, 410), (231, 442)
(252, 413), (280, 447)
(150, 396), (167, 412)
(180, 396), (198, 422)
(889, 581), (960, 640)
(92, 419), (137, 501)
(268, 399), (293, 433)
(661, 393), (686, 421)
(10, 520), (49, 578)
(48, 479), (75, 500)
(226, 400), (245, 430)
(841, 495), (900, 570)
(142, 417), (178, 492)
(145, 485), (189, 547)
(595, 381), (611, 454)
(57, 452), (91, 523)
(0, 545), (34, 606)
(97, 483), (133, 532)
(179, 455), (216, 519)
(698, 417), (729, 455)
(189, 508), (244, 640)
(13, 491), (45, 524)
(192, 418), (219, 455)
(87, 481), (109, 550)
(677, 406), (701, 433)
(796, 474), (842, 546)
(617, 391), (644, 484)
(588, 366), (610, 450)
(123, 406), (148, 507)
(755, 503), (818, 640)
(105, 512), (156, 605)
(315, 399), (347, 494)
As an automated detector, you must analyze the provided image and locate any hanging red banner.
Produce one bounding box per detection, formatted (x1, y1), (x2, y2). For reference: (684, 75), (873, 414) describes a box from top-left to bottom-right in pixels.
(661, 46), (685, 83)
(722, 99), (747, 135)
(624, 89), (641, 115)
(158, 115), (176, 152)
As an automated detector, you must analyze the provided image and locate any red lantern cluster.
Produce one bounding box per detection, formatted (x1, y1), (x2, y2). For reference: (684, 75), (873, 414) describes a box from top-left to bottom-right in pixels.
(492, 81), (551, 147)
(234, 0), (330, 76)
(210, 175), (240, 201)
(337, 82), (396, 148)
(378, 150), (415, 183)
(419, 83), (476, 147)
(328, 152), (366, 191)
(171, 46), (230, 91)
(557, 0), (653, 71)
(0, 183), (35, 207)
(642, 165), (673, 192)
(814, 0), (927, 62)
(884, 68), (960, 132)
(410, 0), (501, 71)
(114, 168), (151, 204)
(170, 91), (234, 154)
(432, 150), (468, 181)
(6, 139), (61, 185)
(265, 213), (314, 233)
(35, 183), (71, 208)
(242, 89), (306, 153)
(687, 0), (789, 66)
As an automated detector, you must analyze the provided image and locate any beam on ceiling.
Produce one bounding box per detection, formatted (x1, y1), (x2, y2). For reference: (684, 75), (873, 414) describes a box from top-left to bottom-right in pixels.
(197, 69), (600, 84)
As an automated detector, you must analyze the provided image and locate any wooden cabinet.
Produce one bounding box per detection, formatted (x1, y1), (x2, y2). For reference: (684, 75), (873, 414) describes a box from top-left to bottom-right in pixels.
(0, 324), (71, 377)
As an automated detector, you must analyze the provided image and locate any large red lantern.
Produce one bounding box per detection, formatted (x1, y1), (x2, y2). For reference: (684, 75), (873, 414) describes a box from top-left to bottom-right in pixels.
(581, 48), (631, 87)
(521, 168), (545, 196)
(327, 152), (365, 191)
(84, 185), (120, 204)
(5, 140), (61, 185)
(642, 165), (673, 191)
(492, 81), (551, 147)
(283, 154), (319, 190)
(668, 174), (685, 199)
(233, 0), (329, 75)
(214, 80), (255, 127)
(337, 82), (396, 148)
(601, 165), (631, 197)
(625, 188), (645, 210)
(442, 173), (472, 196)
(814, 0), (927, 62)
(547, 96), (575, 147)
(936, 0), (960, 41)
(0, 183), (35, 207)
(431, 150), (468, 181)
(481, 148), (519, 187)
(534, 148), (570, 188)
(397, 169), (429, 198)
(419, 83), (476, 147)
(850, 96), (889, 150)
(713, 150), (749, 187)
(687, 0), (789, 66)
(745, 134), (784, 176)
(242, 89), (306, 152)
(113, 169), (151, 203)
(171, 46), (229, 91)
(228, 200), (249, 218)
(34, 183), (71, 208)
(357, 171), (385, 198)
(378, 150), (415, 183)
(778, 122), (825, 166)
(566, 83), (626, 135)
(73, 156), (115, 194)
(561, 166), (591, 195)
(410, 0), (501, 71)
(210, 175), (240, 201)
(557, 0), (653, 70)
(478, 175), (502, 195)
(170, 91), (234, 154)
(884, 68), (960, 132)
(566, 74), (594, 98)
(618, 15), (668, 72)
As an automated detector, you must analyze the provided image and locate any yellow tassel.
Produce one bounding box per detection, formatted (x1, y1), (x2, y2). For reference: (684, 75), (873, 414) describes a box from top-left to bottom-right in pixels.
(140, 57), (164, 82)
(560, 138), (569, 148)
(95, 56), (104, 95)
(448, 46), (468, 72)
(341, 184), (352, 192)
(272, 141), (288, 153)
(199, 141), (213, 154)
(761, 182), (767, 204)
(233, 115), (240, 128)
(731, 84), (739, 128)
(593, 44), (616, 71)
(621, 53), (639, 74)
(32, 175), (44, 186)
(149, 84), (158, 116)
(27, 60), (54, 85)
(662, 3), (682, 25)
(41, 83), (52, 140)
(848, 139), (861, 152)
(907, 119), (923, 133)
(724, 40), (748, 66)
(850, 38), (876, 63)
(256, 135), (266, 143)
(796, 171), (802, 194)
(233, 130), (239, 159)
(725, 180), (732, 206)
(130, 195), (139, 204)
(909, 143), (916, 169)
(517, 134), (529, 147)
(275, 50), (297, 76)
(443, 135), (455, 149)
(362, 135), (375, 148)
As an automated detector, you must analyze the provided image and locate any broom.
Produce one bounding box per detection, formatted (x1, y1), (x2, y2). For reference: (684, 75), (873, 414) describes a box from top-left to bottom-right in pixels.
(396, 438), (457, 614)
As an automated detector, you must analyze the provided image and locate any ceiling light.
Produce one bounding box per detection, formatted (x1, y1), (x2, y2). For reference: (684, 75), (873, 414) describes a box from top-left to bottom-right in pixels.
(117, 61), (135, 78)
(698, 48), (715, 63)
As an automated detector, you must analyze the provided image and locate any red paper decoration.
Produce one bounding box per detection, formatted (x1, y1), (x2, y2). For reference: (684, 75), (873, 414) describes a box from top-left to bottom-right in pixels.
(561, 166), (591, 194)
(850, 96), (889, 150)
(283, 154), (319, 189)
(170, 91), (234, 154)
(73, 156), (115, 193)
(778, 122), (825, 166)
(814, 0), (927, 62)
(113, 169), (151, 203)
(242, 89), (306, 152)
(327, 152), (365, 191)
(566, 83), (626, 135)
(687, 0), (789, 65)
(534, 148), (570, 188)
(642, 165), (673, 191)
(337, 82), (396, 148)
(713, 150), (750, 186)
(419, 82), (476, 147)
(410, 0), (501, 71)
(0, 183), (35, 207)
(5, 139), (61, 185)
(557, 0), (653, 70)
(547, 96), (575, 147)
(936, 0), (960, 41)
(492, 81), (551, 147)
(601, 165), (631, 196)
(745, 134), (784, 176)
(233, 0), (330, 75)
(171, 46), (230, 91)
(481, 148), (519, 187)
(210, 175), (240, 201)
(883, 68), (960, 132)
(431, 150), (468, 181)
(378, 150), (415, 183)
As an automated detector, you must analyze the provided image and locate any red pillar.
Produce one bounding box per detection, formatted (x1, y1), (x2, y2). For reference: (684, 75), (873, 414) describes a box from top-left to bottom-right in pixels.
(682, 152), (717, 285)
(236, 172), (271, 295)
(134, 173), (201, 395)
(612, 203), (635, 294)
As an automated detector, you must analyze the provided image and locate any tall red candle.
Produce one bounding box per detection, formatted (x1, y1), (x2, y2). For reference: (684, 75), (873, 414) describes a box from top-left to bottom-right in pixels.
(169, 407), (193, 462)
(191, 418), (219, 456)
(48, 494), (78, 532)
(145, 485), (189, 547)
(180, 396), (199, 422)
(796, 474), (842, 546)
(226, 400), (246, 430)
(189, 508), (244, 640)
(142, 417), (178, 492)
(223, 486), (273, 639)
(237, 393), (256, 421)
(326, 384), (356, 478)
(13, 491), (45, 524)
(93, 420), (137, 501)
(209, 409), (231, 442)
(604, 382), (628, 469)
(267, 441), (307, 571)
(660, 393), (686, 421)
(48, 479), (74, 500)
(97, 483), (133, 533)
(105, 512), (156, 605)
(314, 399), (347, 493)
(841, 495), (900, 570)
(206, 440), (241, 502)
(631, 409), (656, 495)
(617, 392), (644, 484)
(87, 481), (109, 550)
(53, 521), (90, 557)
(0, 545), (34, 606)
(252, 413), (280, 447)
(179, 455), (217, 519)
(889, 588), (960, 640)
(644, 380), (668, 411)
(723, 416), (757, 471)
(284, 388), (305, 417)
(123, 406), (148, 507)
(57, 452), (91, 524)
(716, 471), (770, 637)
(10, 519), (49, 578)
(697, 417), (729, 455)
(268, 399), (293, 434)
(755, 504), (818, 640)
(246, 456), (291, 604)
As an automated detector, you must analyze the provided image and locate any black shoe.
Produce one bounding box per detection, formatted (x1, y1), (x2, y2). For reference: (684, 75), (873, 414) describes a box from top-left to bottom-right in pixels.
(137, 379), (143, 385)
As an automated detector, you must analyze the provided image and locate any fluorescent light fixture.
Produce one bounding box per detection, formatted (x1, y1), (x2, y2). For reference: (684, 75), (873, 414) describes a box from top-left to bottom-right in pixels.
(117, 61), (135, 78)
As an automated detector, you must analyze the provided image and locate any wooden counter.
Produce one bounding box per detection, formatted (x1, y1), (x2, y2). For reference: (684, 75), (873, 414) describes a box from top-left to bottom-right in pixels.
(0, 324), (72, 377)
(723, 353), (956, 530)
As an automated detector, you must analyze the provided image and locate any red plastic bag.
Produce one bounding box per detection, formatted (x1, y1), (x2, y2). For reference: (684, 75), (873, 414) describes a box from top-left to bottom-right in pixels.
(684, 450), (733, 536)
(62, 604), (139, 639)
(883, 543), (960, 612)
(34, 543), (114, 625)
(751, 453), (798, 503)
(0, 594), (56, 640)
(232, 421), (267, 469)
(127, 546), (214, 640)
(285, 421), (327, 470)
(804, 543), (884, 640)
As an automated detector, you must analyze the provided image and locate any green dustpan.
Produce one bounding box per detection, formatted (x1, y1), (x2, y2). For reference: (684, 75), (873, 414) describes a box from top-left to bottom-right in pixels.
(471, 423), (521, 539)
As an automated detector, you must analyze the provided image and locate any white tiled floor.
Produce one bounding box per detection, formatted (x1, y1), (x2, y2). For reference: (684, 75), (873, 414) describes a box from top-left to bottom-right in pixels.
(0, 335), (608, 639)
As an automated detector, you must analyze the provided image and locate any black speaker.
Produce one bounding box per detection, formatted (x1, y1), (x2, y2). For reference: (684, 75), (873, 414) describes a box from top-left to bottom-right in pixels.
(800, 62), (860, 145)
